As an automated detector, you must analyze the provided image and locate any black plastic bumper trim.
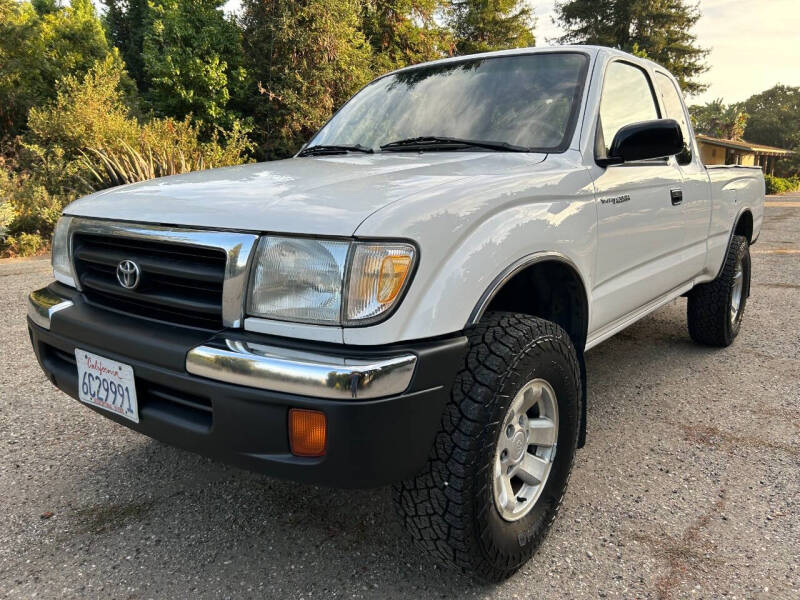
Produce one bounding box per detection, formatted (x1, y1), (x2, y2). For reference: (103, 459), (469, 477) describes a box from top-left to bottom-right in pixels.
(28, 283), (467, 487)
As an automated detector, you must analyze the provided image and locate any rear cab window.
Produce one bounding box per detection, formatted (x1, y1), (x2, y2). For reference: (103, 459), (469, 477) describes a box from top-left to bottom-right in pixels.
(654, 72), (693, 164)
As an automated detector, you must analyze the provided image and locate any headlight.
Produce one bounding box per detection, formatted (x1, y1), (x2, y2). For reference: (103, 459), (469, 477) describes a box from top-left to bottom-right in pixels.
(51, 216), (75, 287)
(247, 236), (416, 326)
(248, 236), (350, 324)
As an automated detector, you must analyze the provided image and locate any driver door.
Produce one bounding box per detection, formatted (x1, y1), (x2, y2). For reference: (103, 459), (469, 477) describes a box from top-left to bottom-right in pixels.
(591, 60), (687, 331)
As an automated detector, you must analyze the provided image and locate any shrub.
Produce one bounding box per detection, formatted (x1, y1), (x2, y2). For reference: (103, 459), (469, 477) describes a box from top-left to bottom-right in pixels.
(0, 165), (66, 256)
(0, 169), (18, 240)
(84, 118), (253, 189)
(26, 54), (139, 156)
(1, 55), (252, 257)
(0, 199), (14, 231)
(2, 232), (48, 256)
(765, 174), (800, 195)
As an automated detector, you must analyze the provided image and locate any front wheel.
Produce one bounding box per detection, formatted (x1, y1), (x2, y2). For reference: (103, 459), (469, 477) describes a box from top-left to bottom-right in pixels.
(392, 312), (581, 582)
(687, 234), (751, 347)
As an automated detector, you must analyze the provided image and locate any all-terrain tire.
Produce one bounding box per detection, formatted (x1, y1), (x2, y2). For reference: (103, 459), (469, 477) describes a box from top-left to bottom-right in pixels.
(687, 234), (751, 347)
(392, 312), (582, 582)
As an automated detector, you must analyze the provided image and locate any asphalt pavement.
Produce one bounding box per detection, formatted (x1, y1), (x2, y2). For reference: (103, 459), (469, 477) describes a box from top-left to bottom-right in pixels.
(0, 199), (797, 599)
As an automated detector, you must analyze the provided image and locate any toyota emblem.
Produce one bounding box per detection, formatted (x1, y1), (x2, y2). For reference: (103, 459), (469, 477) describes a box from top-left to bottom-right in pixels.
(116, 259), (141, 290)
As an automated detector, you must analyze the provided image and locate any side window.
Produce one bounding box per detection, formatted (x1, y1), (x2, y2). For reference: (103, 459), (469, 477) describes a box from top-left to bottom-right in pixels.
(598, 61), (659, 155)
(655, 72), (693, 165)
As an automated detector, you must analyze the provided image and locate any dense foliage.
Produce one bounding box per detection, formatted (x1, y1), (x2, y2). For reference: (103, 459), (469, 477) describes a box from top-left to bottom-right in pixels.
(102, 0), (148, 88)
(689, 99), (748, 141)
(1, 0), (797, 254)
(0, 10), (251, 256)
(764, 174), (800, 196)
(554, 0), (708, 95)
(449, 0), (535, 54)
(0, 0), (125, 140)
(361, 0), (452, 72)
(1, 0), (538, 256)
(239, 0), (374, 159)
(142, 0), (248, 127)
(689, 86), (800, 177)
(742, 86), (800, 176)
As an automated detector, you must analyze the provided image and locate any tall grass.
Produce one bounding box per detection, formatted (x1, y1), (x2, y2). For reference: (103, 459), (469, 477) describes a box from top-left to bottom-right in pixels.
(82, 141), (215, 189)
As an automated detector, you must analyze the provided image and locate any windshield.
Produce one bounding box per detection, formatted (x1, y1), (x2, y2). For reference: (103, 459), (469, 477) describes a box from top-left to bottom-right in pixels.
(308, 52), (589, 153)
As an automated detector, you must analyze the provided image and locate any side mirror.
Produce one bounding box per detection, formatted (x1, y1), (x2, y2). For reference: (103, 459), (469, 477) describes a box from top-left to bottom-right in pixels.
(599, 119), (684, 166)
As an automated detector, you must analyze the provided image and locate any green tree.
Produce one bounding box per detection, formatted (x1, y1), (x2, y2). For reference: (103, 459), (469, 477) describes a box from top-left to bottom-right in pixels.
(449, 0), (535, 55)
(0, 0), (122, 139)
(554, 0), (709, 95)
(689, 99), (748, 140)
(361, 0), (452, 72)
(102, 0), (149, 88)
(31, 0), (58, 15)
(142, 0), (247, 126)
(741, 85), (800, 150)
(741, 85), (800, 176)
(240, 0), (373, 159)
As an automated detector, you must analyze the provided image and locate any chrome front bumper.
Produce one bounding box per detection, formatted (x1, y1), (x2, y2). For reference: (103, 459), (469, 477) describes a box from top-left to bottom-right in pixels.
(28, 287), (74, 330)
(186, 342), (416, 400)
(29, 286), (417, 400)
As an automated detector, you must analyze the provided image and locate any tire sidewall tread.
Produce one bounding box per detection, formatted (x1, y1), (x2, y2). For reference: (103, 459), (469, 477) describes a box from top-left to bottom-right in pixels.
(687, 235), (751, 347)
(393, 312), (582, 582)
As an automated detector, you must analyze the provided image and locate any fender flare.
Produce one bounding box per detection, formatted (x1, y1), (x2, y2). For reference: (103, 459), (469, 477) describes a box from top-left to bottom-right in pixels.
(466, 250), (591, 449)
(466, 250), (590, 329)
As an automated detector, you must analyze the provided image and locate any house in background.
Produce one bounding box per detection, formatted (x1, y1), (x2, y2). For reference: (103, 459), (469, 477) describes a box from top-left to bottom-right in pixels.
(696, 134), (793, 174)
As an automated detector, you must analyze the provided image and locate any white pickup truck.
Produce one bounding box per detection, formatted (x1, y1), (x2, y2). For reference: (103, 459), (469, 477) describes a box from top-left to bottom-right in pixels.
(28, 46), (763, 581)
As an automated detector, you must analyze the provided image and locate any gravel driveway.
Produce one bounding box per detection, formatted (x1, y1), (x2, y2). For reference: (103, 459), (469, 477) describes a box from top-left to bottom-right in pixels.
(1, 202), (798, 599)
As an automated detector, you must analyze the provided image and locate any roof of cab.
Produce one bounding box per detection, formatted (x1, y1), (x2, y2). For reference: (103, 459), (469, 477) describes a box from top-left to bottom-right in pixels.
(385, 45), (668, 79)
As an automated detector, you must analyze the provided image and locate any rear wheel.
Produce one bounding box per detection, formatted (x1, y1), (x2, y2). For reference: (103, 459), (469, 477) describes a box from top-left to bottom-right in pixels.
(687, 234), (751, 347)
(392, 312), (581, 582)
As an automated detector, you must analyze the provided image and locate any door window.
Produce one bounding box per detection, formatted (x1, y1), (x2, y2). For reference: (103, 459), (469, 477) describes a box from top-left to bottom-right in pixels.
(598, 62), (659, 154)
(655, 73), (693, 164)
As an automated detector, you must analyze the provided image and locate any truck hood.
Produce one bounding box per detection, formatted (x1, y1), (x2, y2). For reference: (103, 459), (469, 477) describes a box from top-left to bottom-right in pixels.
(65, 152), (546, 236)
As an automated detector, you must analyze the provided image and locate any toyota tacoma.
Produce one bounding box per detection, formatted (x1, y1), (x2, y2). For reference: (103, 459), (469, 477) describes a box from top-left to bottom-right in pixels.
(28, 46), (764, 581)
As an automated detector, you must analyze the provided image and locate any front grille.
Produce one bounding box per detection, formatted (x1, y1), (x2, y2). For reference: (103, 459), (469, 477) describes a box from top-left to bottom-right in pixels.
(73, 233), (227, 329)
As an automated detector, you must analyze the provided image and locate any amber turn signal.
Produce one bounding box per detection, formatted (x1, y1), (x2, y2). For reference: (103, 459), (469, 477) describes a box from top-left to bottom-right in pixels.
(377, 254), (412, 303)
(289, 409), (327, 457)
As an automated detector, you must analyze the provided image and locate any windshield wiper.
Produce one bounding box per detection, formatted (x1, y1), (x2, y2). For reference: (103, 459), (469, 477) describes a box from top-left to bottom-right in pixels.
(297, 144), (374, 157)
(380, 136), (530, 153)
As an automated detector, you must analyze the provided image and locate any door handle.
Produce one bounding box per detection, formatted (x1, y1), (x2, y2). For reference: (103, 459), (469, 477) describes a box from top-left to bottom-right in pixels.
(670, 188), (683, 206)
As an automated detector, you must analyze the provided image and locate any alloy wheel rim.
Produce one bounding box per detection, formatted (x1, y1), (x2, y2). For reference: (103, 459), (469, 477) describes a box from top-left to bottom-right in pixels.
(493, 378), (559, 522)
(730, 256), (744, 325)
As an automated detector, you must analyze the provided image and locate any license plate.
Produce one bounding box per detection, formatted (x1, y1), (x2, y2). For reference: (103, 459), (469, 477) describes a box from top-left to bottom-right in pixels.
(75, 349), (139, 423)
